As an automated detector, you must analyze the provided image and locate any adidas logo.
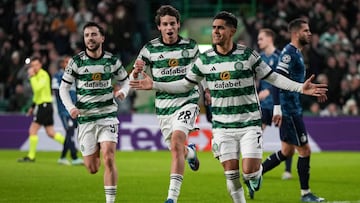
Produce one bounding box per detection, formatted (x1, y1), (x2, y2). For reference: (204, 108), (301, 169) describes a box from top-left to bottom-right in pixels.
(159, 54), (164, 59)
(84, 68), (89, 73)
(210, 66), (216, 71)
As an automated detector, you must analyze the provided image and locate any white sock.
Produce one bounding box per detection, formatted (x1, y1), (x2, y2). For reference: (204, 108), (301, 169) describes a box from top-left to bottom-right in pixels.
(104, 185), (117, 203)
(167, 174), (183, 202)
(225, 170), (246, 203)
(301, 189), (311, 196)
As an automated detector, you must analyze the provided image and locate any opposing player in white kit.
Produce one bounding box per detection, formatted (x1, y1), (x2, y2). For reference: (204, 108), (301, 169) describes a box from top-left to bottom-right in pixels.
(59, 22), (130, 203)
(130, 11), (327, 203)
(132, 5), (200, 203)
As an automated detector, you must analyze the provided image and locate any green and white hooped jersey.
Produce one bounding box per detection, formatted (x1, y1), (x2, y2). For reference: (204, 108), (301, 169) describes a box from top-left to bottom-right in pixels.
(138, 37), (200, 117)
(62, 51), (128, 124)
(187, 44), (273, 130)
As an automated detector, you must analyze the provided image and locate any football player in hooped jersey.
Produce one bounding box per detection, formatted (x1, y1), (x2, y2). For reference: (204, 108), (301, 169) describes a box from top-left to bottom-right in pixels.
(261, 18), (326, 202)
(132, 5), (200, 203)
(130, 12), (327, 203)
(59, 22), (130, 203)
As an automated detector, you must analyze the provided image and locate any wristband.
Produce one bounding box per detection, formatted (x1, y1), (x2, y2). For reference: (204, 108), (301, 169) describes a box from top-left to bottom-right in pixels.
(273, 105), (282, 116)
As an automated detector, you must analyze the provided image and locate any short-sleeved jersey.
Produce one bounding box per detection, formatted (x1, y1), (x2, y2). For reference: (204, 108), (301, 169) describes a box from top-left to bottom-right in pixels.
(30, 68), (52, 104)
(137, 36), (199, 117)
(276, 44), (306, 116)
(62, 51), (128, 124)
(52, 70), (76, 116)
(258, 49), (281, 110)
(186, 43), (273, 131)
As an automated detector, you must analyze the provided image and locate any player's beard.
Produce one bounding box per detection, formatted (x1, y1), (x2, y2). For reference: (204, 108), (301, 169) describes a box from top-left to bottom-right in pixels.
(86, 42), (101, 52)
(299, 36), (310, 46)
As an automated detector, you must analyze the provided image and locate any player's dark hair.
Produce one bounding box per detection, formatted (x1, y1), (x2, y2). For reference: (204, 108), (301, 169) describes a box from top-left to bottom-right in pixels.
(213, 11), (238, 29)
(155, 5), (180, 26)
(30, 56), (41, 63)
(83, 21), (105, 36)
(288, 18), (308, 33)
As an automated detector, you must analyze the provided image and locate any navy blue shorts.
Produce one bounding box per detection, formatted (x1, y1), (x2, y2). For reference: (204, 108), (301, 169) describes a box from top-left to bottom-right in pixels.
(280, 115), (308, 146)
(261, 108), (273, 126)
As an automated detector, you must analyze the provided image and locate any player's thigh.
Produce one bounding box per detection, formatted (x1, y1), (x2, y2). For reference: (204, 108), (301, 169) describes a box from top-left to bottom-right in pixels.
(280, 115), (308, 146)
(240, 126), (263, 159)
(211, 130), (240, 163)
(78, 122), (99, 156)
(159, 104), (199, 147)
(173, 104), (200, 133)
(100, 141), (117, 161)
(98, 123), (119, 144)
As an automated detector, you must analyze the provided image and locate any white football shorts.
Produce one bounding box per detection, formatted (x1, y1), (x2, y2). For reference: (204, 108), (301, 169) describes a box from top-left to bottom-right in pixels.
(78, 121), (119, 156)
(211, 126), (263, 163)
(158, 103), (200, 147)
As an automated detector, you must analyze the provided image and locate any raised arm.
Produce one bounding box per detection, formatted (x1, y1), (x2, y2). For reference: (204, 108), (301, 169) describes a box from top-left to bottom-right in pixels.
(264, 73), (327, 97)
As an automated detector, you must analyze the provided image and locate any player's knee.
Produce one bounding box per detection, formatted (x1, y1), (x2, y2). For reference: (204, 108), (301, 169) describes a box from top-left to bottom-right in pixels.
(282, 149), (295, 157)
(298, 146), (311, 157)
(170, 142), (185, 156)
(103, 153), (115, 168)
(243, 165), (262, 181)
(85, 161), (100, 174)
(87, 165), (99, 174)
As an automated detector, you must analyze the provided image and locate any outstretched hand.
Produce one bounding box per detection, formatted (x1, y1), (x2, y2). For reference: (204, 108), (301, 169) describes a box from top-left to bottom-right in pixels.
(302, 75), (328, 102)
(129, 72), (154, 90)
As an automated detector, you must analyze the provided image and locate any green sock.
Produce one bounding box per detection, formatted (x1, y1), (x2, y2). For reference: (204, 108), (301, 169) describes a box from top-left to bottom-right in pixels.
(28, 135), (39, 159)
(54, 132), (65, 144)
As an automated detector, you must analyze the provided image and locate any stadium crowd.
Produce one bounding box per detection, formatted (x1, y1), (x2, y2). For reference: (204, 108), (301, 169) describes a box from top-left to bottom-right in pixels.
(0, 0), (359, 116)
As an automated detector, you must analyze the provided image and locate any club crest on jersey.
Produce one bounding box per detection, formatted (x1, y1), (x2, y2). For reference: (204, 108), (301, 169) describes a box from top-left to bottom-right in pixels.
(92, 73), (102, 81)
(282, 54), (291, 63)
(220, 71), (231, 80)
(181, 49), (189, 57)
(104, 63), (111, 72)
(234, 62), (243, 70)
(168, 58), (179, 67)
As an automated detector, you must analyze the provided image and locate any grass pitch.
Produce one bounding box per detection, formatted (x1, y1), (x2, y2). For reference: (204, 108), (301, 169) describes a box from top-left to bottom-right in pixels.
(0, 150), (359, 203)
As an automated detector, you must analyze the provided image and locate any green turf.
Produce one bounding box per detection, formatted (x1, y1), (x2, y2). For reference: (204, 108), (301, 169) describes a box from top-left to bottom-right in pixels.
(0, 150), (359, 203)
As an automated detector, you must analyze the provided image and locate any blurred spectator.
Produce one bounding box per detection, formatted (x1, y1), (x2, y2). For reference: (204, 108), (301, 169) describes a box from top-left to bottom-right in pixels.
(25, 0), (47, 15)
(342, 98), (359, 115)
(7, 83), (30, 113)
(323, 55), (344, 105)
(74, 1), (93, 34)
(320, 103), (341, 117)
(50, 6), (77, 34)
(112, 1), (136, 67)
(338, 78), (352, 107)
(347, 76), (360, 110)
(308, 2), (327, 34)
(319, 24), (338, 55)
(0, 39), (12, 99)
(306, 33), (326, 77)
(303, 102), (321, 116)
(6, 51), (24, 96)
